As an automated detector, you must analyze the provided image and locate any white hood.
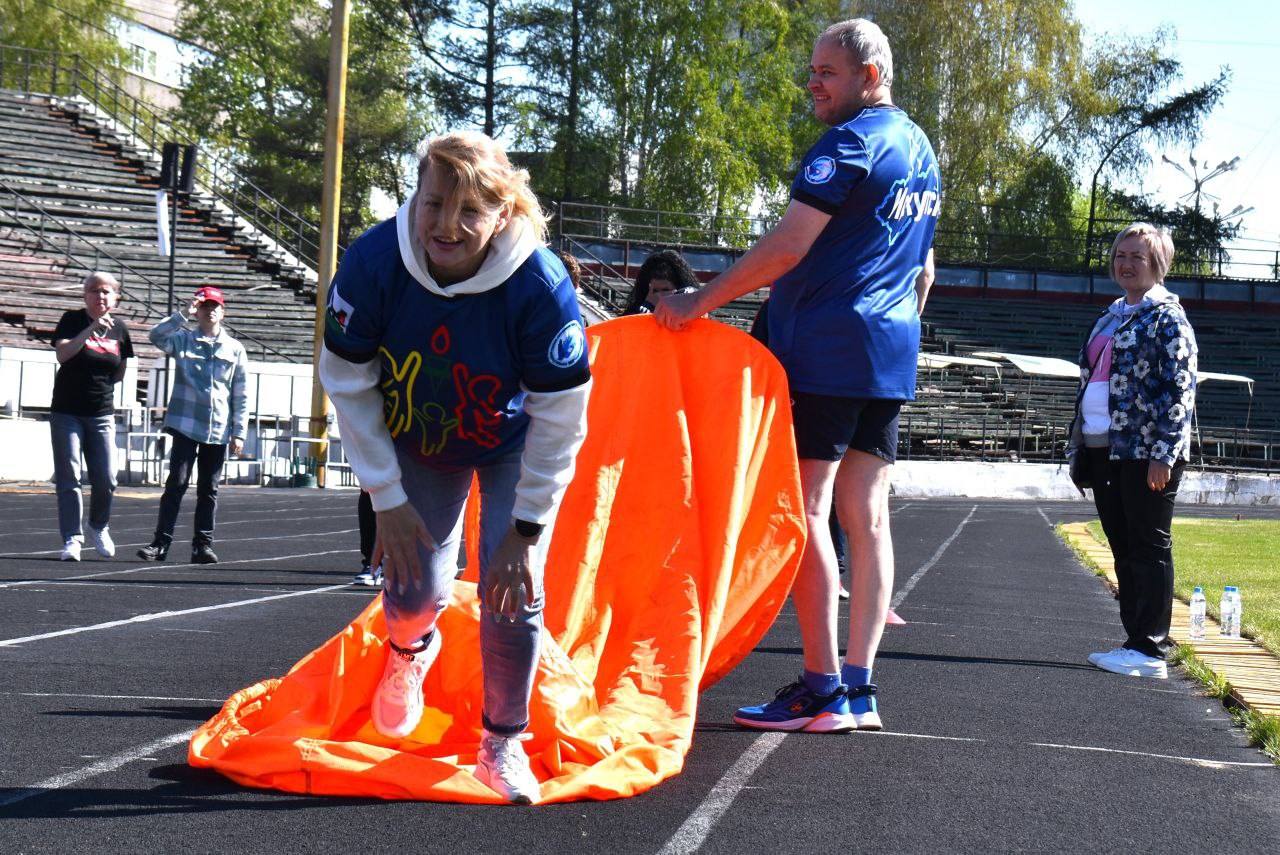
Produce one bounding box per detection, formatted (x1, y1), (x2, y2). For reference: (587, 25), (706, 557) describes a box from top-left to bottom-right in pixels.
(395, 200), (539, 296)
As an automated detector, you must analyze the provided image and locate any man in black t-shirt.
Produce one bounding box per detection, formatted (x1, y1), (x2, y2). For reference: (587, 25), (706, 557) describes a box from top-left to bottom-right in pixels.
(50, 272), (135, 561)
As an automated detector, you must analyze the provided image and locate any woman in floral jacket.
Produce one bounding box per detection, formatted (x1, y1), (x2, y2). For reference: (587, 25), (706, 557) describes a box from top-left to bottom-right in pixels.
(1069, 222), (1197, 680)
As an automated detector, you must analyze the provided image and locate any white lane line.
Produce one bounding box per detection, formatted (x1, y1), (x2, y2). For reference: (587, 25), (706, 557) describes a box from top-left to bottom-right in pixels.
(1031, 742), (1273, 769)
(890, 504), (978, 609)
(661, 504), (982, 853)
(0, 583), (350, 647)
(9, 692), (225, 702)
(1037, 507), (1054, 528)
(0, 729), (195, 808)
(864, 730), (985, 743)
(0, 547), (353, 589)
(890, 502), (915, 514)
(657, 733), (787, 855)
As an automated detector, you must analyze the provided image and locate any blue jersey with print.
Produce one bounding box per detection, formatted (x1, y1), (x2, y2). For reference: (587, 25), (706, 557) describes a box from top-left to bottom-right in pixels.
(769, 106), (940, 400)
(323, 218), (590, 471)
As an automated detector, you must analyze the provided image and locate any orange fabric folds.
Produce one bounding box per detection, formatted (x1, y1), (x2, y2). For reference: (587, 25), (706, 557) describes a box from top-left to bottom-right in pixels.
(189, 317), (805, 802)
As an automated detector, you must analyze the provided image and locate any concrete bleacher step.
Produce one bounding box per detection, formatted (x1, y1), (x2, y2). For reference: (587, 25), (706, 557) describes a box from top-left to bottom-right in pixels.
(0, 88), (319, 370)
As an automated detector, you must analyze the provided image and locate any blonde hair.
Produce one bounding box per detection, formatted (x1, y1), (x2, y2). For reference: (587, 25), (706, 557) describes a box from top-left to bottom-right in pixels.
(1110, 222), (1176, 283)
(821, 19), (894, 88)
(416, 131), (547, 242)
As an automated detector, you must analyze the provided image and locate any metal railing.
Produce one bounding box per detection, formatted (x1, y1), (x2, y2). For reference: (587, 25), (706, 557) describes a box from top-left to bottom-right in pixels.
(0, 182), (300, 363)
(0, 44), (323, 276)
(1, 179), (158, 318)
(555, 200), (1280, 282)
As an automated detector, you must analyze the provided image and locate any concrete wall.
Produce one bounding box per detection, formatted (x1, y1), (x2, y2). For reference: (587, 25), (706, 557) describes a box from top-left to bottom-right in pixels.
(893, 460), (1280, 506)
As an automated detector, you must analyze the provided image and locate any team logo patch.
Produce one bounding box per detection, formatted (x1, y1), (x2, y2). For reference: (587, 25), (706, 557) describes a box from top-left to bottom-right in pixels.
(804, 156), (837, 185)
(548, 320), (586, 368)
(326, 286), (356, 334)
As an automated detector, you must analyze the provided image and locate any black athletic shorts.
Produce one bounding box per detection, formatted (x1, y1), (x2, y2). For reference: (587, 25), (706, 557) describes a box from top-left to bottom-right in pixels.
(791, 392), (903, 463)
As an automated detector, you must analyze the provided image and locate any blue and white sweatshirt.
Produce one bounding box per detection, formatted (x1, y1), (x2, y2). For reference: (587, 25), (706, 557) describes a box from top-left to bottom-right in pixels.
(319, 202), (592, 519)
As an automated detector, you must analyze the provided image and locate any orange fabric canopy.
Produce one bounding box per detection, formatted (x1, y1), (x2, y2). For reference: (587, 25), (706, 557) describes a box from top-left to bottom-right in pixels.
(189, 317), (806, 803)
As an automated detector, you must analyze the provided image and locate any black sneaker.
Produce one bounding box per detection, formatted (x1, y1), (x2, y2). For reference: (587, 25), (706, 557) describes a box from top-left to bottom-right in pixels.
(191, 544), (219, 564)
(136, 541), (169, 561)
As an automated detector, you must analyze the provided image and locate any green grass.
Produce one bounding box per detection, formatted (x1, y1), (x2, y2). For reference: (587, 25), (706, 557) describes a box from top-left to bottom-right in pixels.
(1085, 518), (1280, 656)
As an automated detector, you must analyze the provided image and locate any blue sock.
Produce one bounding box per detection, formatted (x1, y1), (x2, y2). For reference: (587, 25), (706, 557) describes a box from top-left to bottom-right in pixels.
(841, 664), (872, 688)
(802, 669), (841, 696)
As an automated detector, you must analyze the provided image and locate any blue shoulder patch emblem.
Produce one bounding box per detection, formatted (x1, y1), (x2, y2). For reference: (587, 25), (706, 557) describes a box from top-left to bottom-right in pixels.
(804, 156), (837, 185)
(548, 320), (586, 368)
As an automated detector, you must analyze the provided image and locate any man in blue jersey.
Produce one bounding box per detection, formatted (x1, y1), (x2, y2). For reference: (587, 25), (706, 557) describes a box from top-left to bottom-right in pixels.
(656, 18), (939, 733)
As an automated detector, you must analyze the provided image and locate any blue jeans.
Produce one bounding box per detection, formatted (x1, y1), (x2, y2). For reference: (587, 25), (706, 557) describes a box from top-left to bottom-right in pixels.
(384, 447), (553, 736)
(49, 412), (117, 541)
(154, 430), (227, 547)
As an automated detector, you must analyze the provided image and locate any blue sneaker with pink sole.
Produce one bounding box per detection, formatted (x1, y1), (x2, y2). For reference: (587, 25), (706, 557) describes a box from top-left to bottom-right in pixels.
(732, 679), (856, 733)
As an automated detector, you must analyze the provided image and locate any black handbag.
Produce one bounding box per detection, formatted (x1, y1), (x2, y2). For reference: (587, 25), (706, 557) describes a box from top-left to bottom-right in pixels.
(1069, 451), (1091, 490)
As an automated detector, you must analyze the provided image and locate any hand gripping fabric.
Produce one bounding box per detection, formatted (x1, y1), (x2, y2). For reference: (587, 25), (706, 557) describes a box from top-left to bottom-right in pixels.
(188, 316), (806, 803)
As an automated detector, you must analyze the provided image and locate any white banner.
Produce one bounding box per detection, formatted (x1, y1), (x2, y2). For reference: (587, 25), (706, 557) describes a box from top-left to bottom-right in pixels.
(155, 190), (170, 257)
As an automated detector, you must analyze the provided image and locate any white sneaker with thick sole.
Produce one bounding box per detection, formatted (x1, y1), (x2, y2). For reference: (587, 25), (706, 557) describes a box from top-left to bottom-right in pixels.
(474, 730), (541, 804)
(60, 537), (82, 561)
(353, 565), (376, 586)
(89, 526), (115, 558)
(370, 630), (442, 739)
(1087, 647), (1126, 666)
(1092, 647), (1168, 679)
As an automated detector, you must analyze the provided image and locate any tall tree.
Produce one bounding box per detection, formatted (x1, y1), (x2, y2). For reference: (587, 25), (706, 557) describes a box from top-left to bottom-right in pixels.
(177, 0), (430, 246)
(0, 0), (129, 71)
(510, 0), (612, 204)
(1077, 30), (1228, 267)
(395, 0), (526, 137)
(583, 0), (828, 240)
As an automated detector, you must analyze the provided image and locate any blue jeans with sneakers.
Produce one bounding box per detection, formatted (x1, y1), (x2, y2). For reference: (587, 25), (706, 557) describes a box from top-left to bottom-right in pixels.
(49, 412), (117, 541)
(384, 446), (553, 736)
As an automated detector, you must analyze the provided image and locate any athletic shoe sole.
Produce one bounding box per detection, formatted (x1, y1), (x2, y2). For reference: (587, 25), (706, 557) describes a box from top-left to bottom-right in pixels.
(732, 709), (856, 733)
(1094, 659), (1168, 679)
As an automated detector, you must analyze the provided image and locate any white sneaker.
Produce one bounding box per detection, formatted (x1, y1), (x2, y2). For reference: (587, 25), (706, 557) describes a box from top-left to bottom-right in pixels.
(1092, 647), (1168, 679)
(89, 526), (115, 558)
(1087, 647), (1126, 666)
(353, 565), (376, 586)
(370, 630), (441, 739)
(474, 730), (541, 804)
(60, 537), (82, 561)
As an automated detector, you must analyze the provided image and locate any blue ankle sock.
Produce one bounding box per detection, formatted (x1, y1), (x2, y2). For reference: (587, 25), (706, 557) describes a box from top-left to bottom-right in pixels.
(841, 664), (872, 688)
(802, 669), (841, 696)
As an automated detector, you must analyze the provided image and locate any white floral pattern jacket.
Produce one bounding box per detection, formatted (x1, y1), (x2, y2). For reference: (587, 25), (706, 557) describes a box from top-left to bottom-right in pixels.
(1069, 287), (1198, 466)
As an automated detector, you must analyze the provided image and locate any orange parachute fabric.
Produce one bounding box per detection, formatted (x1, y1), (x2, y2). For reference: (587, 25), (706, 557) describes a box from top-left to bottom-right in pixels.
(189, 317), (806, 803)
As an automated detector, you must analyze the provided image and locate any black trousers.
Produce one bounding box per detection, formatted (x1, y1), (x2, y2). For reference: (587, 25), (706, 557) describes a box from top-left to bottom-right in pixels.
(155, 430), (227, 547)
(357, 489), (377, 566)
(1086, 447), (1184, 659)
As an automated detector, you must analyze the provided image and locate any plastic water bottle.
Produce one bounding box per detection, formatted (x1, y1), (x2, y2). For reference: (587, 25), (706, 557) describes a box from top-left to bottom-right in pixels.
(1189, 587), (1206, 640)
(1231, 587), (1243, 638)
(1220, 586), (1240, 639)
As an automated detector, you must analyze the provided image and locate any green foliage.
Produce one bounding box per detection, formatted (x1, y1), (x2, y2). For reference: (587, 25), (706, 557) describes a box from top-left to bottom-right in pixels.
(0, 0), (129, 71)
(176, 0), (429, 245)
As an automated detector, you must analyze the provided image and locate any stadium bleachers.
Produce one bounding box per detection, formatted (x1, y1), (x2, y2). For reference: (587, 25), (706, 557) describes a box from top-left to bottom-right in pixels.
(923, 295), (1276, 434)
(0, 88), (318, 363)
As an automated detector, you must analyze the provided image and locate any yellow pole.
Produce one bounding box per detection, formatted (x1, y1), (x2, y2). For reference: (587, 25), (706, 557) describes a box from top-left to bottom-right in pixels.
(310, 0), (352, 488)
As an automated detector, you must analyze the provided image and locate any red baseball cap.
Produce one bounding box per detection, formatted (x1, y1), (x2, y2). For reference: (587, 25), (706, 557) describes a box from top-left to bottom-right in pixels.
(194, 286), (225, 306)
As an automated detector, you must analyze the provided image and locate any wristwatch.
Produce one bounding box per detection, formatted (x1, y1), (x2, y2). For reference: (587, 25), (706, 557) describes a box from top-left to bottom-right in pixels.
(514, 519), (544, 539)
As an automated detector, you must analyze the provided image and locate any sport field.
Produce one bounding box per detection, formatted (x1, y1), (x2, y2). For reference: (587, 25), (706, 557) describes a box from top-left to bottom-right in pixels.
(1087, 518), (1280, 654)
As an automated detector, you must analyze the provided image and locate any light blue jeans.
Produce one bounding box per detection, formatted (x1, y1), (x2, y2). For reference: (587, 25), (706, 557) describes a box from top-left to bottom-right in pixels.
(384, 446), (553, 736)
(49, 412), (117, 541)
